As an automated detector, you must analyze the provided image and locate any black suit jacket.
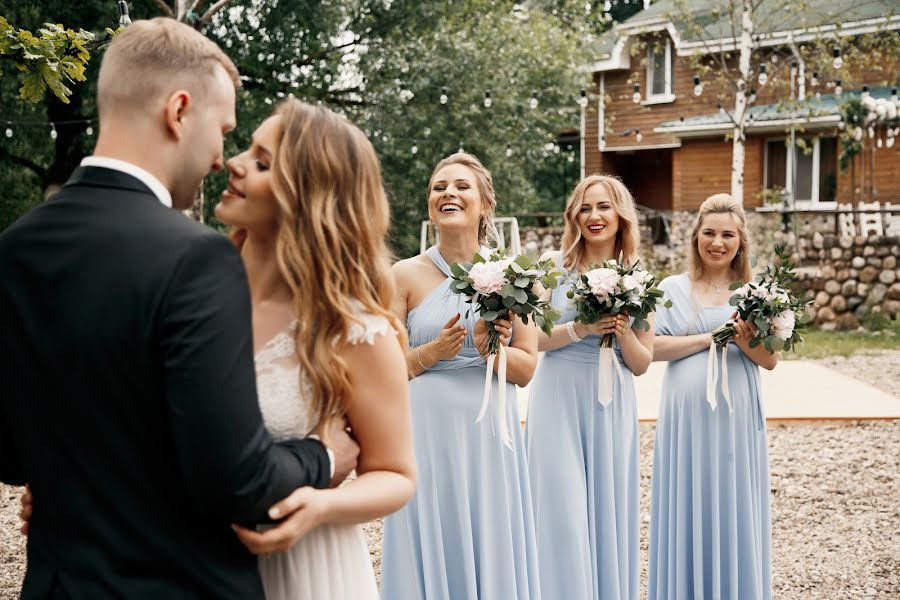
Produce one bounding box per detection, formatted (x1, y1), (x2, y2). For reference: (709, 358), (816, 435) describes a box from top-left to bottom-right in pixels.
(0, 166), (331, 599)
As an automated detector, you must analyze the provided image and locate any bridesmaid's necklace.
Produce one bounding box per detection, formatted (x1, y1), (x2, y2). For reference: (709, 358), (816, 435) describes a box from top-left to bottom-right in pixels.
(703, 277), (729, 295)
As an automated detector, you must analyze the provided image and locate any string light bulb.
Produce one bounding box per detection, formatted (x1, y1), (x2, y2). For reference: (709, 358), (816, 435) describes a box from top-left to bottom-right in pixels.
(439, 87), (448, 105)
(861, 85), (870, 100)
(578, 89), (588, 108)
(458, 141), (464, 153)
(5, 127), (11, 138)
(117, 1), (132, 27)
(635, 129), (642, 142)
(86, 125), (94, 136)
(749, 88), (757, 104)
(529, 90), (539, 109)
(834, 79), (842, 95)
(632, 83), (641, 103)
(410, 144), (418, 155)
(50, 124), (58, 140)
(506, 143), (513, 157)
(832, 47), (843, 70)
(892, 88), (898, 102)
(810, 71), (819, 87)
(693, 75), (703, 96)
(483, 90), (492, 108)
(757, 64), (768, 86)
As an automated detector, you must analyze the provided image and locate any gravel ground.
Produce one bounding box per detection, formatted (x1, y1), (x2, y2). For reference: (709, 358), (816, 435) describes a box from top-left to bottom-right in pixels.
(812, 349), (900, 399)
(2, 353), (898, 598)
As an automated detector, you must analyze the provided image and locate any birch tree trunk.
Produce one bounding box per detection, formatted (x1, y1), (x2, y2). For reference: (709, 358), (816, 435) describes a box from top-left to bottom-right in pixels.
(731, 0), (754, 203)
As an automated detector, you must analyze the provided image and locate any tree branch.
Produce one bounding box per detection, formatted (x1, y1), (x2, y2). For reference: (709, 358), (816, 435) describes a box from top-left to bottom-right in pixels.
(188, 0), (207, 15)
(151, 0), (175, 17)
(199, 0), (233, 23)
(0, 147), (47, 180)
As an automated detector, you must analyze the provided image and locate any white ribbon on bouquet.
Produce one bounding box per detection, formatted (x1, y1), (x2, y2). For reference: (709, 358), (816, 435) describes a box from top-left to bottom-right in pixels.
(706, 340), (732, 413)
(597, 345), (625, 406)
(477, 343), (512, 449)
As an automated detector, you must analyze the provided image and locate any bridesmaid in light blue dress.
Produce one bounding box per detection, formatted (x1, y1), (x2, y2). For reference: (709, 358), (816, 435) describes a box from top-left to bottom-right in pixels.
(526, 175), (654, 600)
(381, 153), (541, 600)
(649, 194), (778, 600)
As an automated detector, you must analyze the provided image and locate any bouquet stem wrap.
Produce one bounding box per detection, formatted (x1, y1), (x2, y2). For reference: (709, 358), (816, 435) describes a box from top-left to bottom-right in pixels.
(597, 335), (624, 407)
(706, 340), (732, 413)
(477, 341), (511, 449)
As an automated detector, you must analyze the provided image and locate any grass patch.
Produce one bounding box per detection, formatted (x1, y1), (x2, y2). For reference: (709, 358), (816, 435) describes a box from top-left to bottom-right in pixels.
(787, 320), (900, 359)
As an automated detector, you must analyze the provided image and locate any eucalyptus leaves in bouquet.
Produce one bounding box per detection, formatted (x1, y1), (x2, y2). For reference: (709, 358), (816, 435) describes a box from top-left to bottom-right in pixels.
(449, 250), (563, 354)
(565, 259), (670, 406)
(703, 246), (811, 413)
(448, 249), (563, 448)
(566, 259), (671, 348)
(711, 246), (811, 353)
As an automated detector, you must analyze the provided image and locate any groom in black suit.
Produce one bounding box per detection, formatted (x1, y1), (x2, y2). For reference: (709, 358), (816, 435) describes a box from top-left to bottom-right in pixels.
(0, 18), (357, 599)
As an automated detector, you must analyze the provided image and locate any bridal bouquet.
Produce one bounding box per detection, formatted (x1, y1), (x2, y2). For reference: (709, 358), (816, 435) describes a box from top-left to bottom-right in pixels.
(449, 250), (562, 447)
(566, 259), (670, 405)
(705, 246), (810, 412)
(711, 246), (810, 353)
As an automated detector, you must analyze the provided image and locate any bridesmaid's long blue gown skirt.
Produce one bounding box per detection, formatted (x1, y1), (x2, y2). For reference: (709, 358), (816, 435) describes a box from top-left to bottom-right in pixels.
(525, 270), (640, 600)
(649, 273), (771, 600)
(380, 246), (540, 600)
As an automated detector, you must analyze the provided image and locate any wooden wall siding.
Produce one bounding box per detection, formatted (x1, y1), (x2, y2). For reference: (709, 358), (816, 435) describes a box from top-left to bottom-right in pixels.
(581, 31), (900, 209)
(836, 146), (900, 204)
(672, 137), (765, 210)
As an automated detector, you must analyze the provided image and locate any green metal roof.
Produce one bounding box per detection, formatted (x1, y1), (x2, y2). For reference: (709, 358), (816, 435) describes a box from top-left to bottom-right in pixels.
(657, 85), (895, 129)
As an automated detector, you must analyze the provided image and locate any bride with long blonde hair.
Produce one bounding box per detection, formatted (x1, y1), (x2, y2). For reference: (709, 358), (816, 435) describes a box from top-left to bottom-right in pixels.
(216, 98), (415, 600)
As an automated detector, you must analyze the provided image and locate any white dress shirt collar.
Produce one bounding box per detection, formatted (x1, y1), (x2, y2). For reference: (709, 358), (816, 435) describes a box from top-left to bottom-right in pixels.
(80, 156), (173, 208)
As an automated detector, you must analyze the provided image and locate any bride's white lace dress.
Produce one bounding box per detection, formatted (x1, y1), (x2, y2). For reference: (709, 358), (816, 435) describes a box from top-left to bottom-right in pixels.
(254, 314), (391, 600)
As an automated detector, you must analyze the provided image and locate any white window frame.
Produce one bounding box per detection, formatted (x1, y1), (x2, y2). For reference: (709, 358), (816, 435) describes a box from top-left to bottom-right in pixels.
(764, 137), (837, 209)
(643, 39), (675, 105)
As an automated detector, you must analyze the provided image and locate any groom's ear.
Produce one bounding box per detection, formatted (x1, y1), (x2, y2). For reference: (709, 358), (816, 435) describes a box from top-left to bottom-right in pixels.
(163, 90), (192, 141)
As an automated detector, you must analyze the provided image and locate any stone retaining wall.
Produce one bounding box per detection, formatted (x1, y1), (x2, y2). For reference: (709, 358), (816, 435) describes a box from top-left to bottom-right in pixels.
(791, 234), (900, 330)
(519, 211), (899, 330)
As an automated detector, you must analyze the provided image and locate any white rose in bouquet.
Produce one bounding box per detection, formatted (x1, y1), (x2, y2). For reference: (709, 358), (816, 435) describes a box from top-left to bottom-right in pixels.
(771, 310), (796, 341)
(621, 274), (644, 297)
(585, 268), (619, 299)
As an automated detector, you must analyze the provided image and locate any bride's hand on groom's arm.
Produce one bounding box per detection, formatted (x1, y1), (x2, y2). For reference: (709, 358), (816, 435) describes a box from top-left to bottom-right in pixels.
(232, 487), (332, 554)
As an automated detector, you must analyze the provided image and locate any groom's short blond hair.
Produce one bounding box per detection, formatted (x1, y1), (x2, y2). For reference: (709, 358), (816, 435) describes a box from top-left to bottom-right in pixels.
(97, 17), (240, 117)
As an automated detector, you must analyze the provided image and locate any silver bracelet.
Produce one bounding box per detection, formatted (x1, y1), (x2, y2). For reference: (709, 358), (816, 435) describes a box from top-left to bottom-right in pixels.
(416, 345), (428, 371)
(566, 321), (583, 343)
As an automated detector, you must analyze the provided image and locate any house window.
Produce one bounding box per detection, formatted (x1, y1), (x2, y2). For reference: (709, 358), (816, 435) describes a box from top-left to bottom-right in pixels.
(646, 40), (674, 100)
(764, 137), (837, 205)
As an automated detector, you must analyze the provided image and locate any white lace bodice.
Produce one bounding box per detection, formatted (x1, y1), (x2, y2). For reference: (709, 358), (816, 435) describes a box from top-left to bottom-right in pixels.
(254, 312), (394, 441)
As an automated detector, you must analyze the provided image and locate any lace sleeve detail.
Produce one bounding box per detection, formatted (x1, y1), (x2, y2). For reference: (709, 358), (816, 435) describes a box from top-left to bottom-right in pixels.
(346, 312), (395, 346)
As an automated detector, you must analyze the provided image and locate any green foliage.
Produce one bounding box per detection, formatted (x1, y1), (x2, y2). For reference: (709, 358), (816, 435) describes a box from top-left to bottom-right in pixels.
(839, 95), (866, 170)
(0, 16), (106, 104)
(566, 259), (670, 347)
(1, 1), (606, 257)
(449, 249), (563, 354)
(712, 246), (812, 353)
(786, 322), (898, 359)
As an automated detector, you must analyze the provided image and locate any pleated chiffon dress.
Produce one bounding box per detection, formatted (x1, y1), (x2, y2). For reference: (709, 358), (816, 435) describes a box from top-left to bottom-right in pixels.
(648, 273), (771, 600)
(380, 246), (541, 600)
(525, 268), (640, 600)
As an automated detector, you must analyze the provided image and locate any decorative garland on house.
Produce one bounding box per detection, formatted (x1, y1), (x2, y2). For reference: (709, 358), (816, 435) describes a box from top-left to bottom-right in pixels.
(838, 91), (900, 171)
